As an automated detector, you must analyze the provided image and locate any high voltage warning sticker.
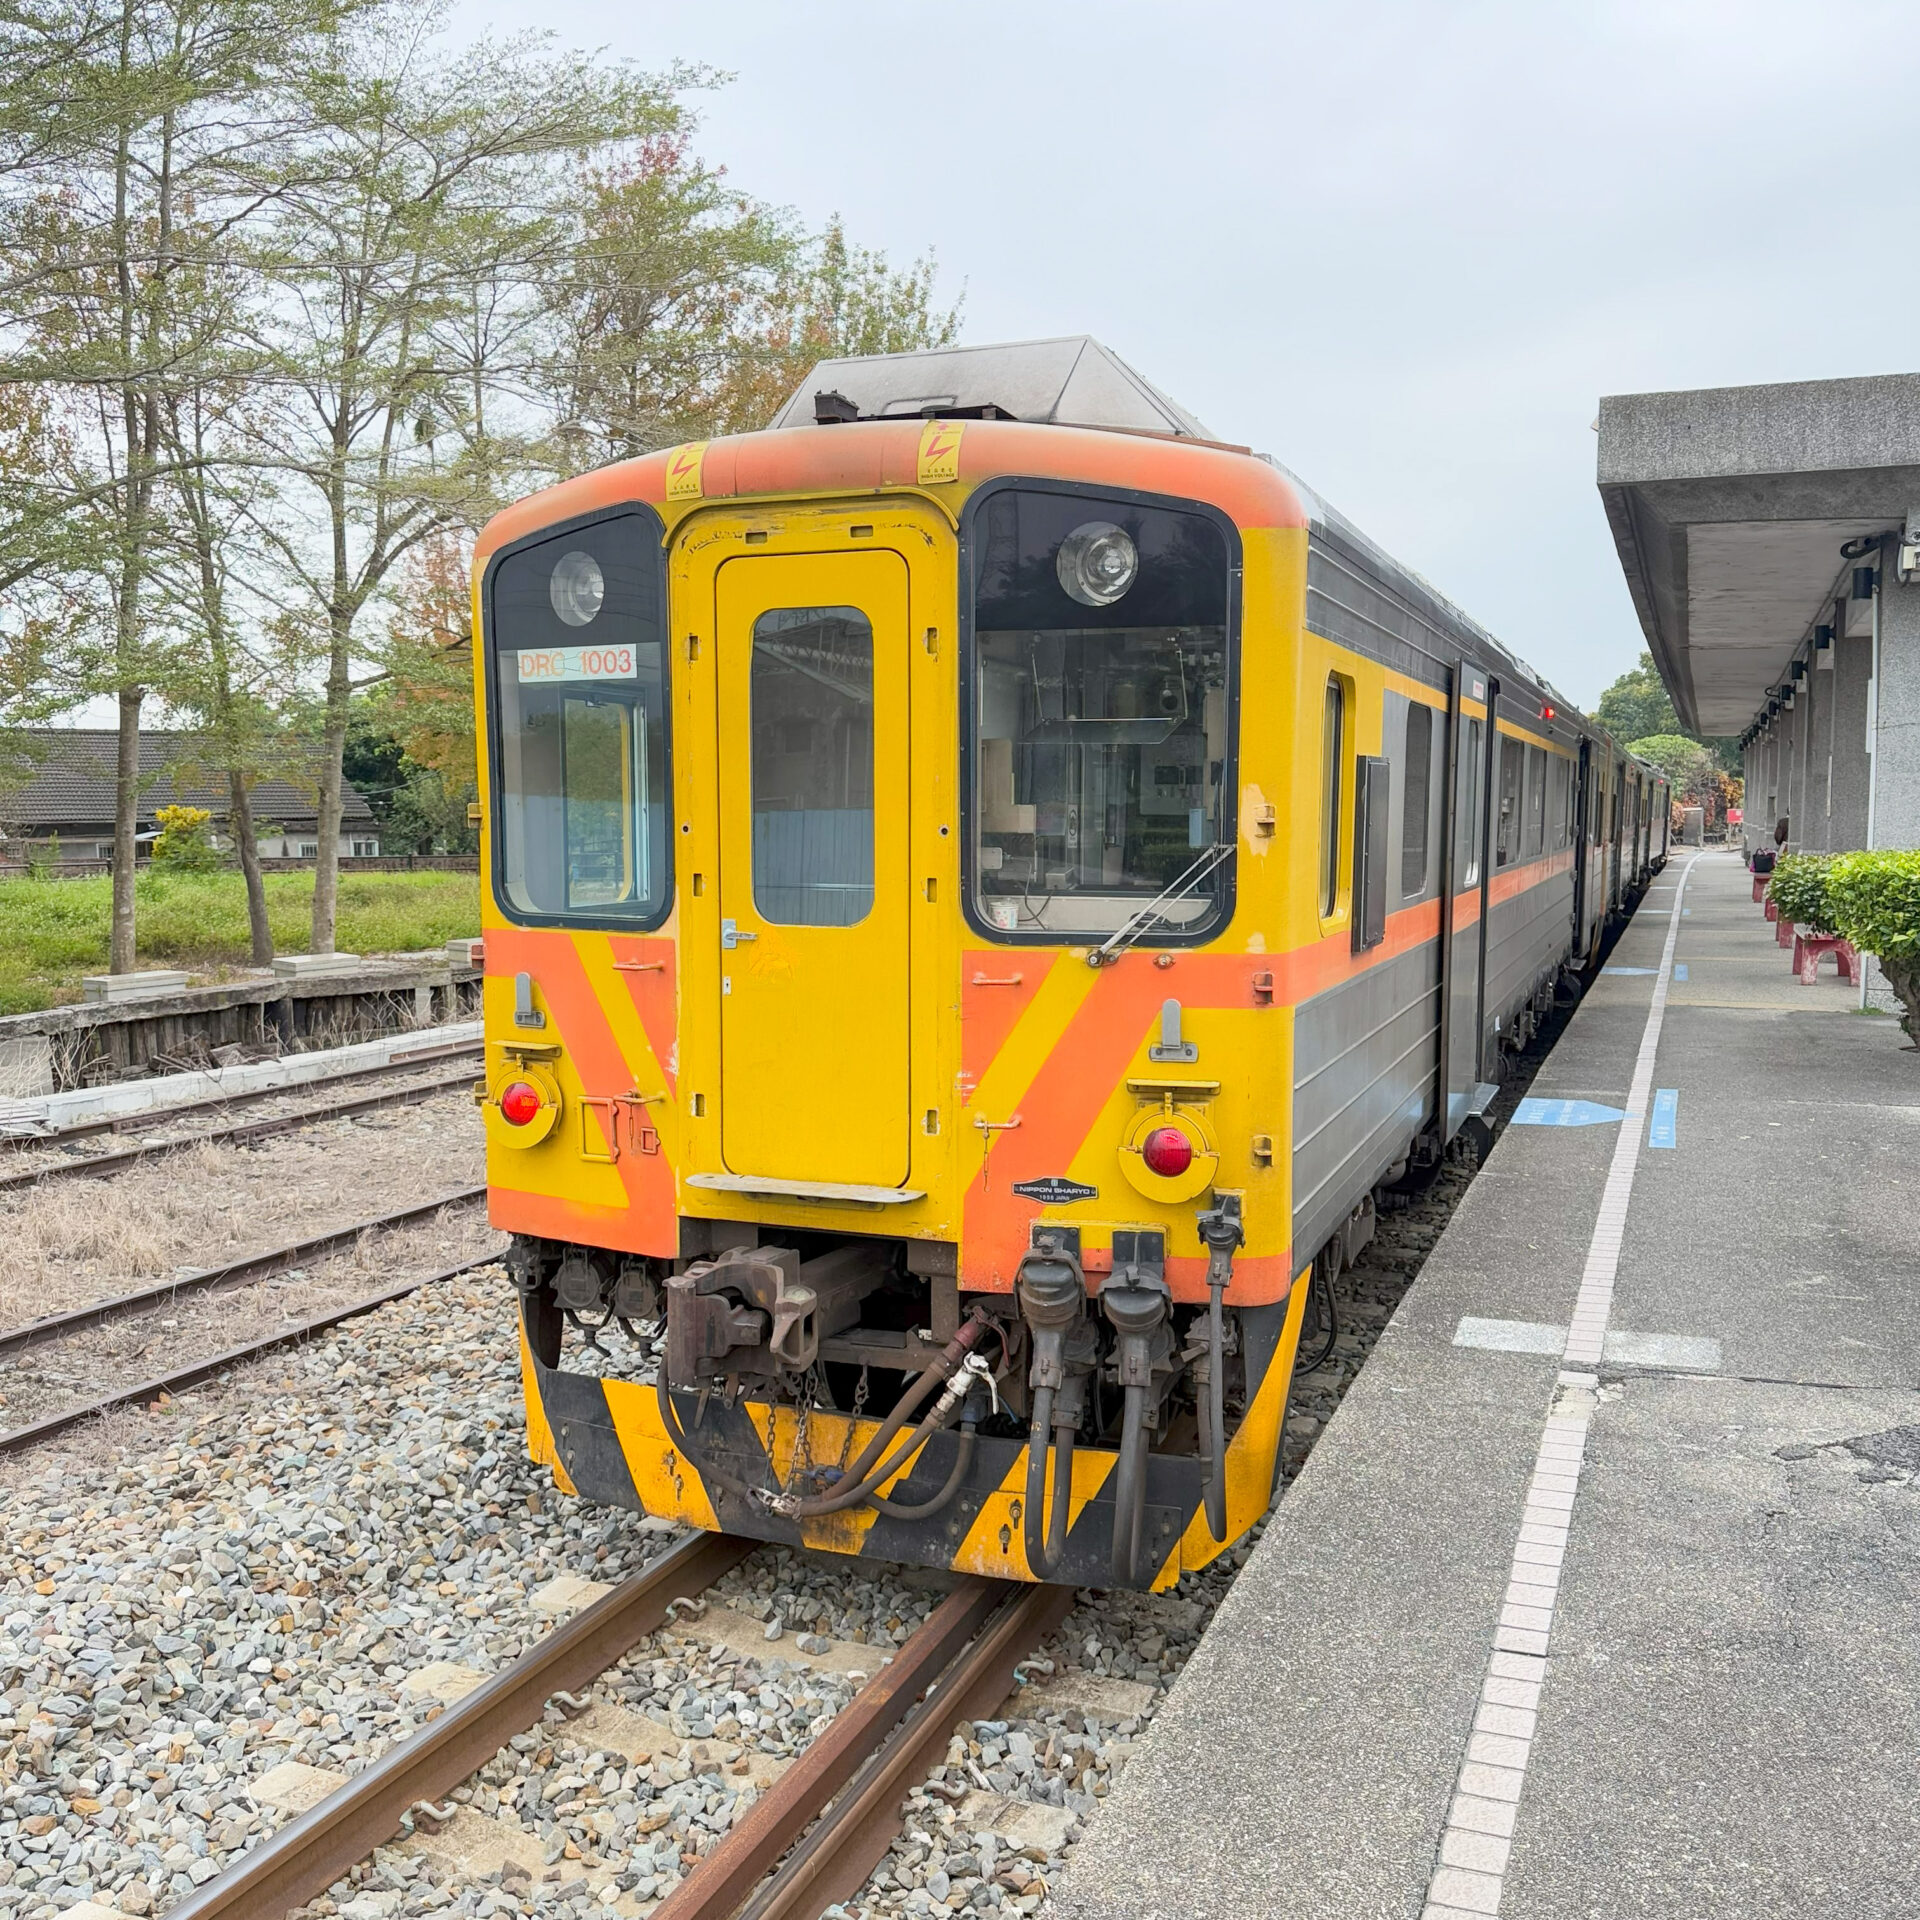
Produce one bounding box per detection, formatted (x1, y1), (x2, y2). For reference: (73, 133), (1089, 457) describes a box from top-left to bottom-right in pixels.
(917, 420), (964, 484)
(665, 441), (708, 500)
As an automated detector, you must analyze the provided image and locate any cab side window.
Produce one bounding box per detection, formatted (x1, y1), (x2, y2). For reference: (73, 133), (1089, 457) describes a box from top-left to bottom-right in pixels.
(1401, 702), (1433, 898)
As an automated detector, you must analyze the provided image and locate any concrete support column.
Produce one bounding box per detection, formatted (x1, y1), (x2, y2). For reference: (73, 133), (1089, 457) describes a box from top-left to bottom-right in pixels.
(1873, 557), (1920, 850)
(1859, 549), (1920, 1012)
(1828, 626), (1873, 850)
(1794, 667), (1821, 850)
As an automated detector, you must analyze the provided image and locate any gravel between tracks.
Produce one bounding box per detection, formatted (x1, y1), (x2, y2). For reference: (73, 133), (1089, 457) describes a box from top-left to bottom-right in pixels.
(0, 1090), (485, 1333)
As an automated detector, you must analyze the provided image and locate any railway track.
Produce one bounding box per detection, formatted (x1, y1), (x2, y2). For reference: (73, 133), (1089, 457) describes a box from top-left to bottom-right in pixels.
(0, 1034), (483, 1150)
(167, 1530), (1073, 1920)
(0, 1062), (482, 1192)
(0, 1188), (496, 1453)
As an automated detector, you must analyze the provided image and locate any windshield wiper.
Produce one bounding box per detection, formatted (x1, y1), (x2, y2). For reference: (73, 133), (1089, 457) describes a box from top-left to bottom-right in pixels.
(1085, 842), (1236, 968)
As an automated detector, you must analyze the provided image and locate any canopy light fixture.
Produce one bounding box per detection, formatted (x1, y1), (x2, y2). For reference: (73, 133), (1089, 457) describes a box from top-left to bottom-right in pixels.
(1815, 624), (1834, 649)
(1853, 565), (1878, 600)
(1791, 659), (1807, 680)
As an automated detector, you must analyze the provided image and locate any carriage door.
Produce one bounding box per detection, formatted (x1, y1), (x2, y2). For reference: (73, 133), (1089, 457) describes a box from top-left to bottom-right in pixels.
(714, 550), (912, 1188)
(1439, 664), (1496, 1136)
(1571, 739), (1593, 957)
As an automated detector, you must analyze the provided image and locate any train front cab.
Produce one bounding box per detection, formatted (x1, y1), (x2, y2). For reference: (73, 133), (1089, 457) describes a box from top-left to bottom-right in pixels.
(472, 420), (1620, 1590)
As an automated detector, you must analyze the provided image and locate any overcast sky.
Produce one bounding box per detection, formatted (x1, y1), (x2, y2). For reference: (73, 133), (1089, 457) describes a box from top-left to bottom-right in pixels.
(469, 0), (1911, 711)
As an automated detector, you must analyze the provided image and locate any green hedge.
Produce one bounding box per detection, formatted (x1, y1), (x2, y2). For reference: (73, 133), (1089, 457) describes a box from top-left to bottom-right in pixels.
(1828, 850), (1920, 964)
(1828, 849), (1920, 1043)
(1767, 854), (1838, 934)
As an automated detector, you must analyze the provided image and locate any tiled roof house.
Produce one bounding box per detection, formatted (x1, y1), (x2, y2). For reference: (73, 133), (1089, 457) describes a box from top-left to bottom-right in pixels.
(0, 730), (379, 860)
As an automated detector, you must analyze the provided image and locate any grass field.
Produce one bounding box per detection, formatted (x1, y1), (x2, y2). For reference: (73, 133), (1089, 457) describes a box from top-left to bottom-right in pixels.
(0, 869), (481, 1014)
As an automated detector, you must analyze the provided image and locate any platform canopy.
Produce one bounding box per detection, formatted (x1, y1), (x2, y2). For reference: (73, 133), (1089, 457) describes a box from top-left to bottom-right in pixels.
(1596, 372), (1920, 735)
(767, 334), (1217, 441)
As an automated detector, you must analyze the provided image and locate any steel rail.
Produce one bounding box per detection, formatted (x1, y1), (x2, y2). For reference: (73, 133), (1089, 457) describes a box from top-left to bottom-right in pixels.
(0, 1037), (483, 1149)
(0, 1249), (506, 1454)
(0, 1064), (482, 1193)
(165, 1532), (753, 1920)
(650, 1577), (1018, 1920)
(0, 1184), (487, 1362)
(734, 1580), (1076, 1920)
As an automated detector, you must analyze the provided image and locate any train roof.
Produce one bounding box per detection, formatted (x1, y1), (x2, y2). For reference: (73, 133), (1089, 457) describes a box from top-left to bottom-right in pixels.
(768, 334), (1217, 441)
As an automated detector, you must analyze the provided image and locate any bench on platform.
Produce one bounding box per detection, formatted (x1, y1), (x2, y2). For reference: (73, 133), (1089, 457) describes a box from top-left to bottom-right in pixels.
(1793, 932), (1861, 985)
(1753, 874), (1770, 903)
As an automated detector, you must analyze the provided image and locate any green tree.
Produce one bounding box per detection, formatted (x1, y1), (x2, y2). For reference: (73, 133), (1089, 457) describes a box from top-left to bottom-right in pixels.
(243, 8), (684, 953)
(1595, 652), (1682, 743)
(1626, 733), (1714, 801)
(1595, 651), (1741, 775)
(548, 150), (963, 462)
(0, 0), (364, 969)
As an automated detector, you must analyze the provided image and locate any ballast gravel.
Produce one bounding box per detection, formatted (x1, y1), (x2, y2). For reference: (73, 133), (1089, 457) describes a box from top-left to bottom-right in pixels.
(0, 1000), (1574, 1920)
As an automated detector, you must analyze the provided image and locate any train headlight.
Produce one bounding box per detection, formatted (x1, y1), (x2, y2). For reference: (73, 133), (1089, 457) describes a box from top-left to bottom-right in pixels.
(500, 1080), (542, 1127)
(1056, 521), (1137, 607)
(1140, 1125), (1193, 1178)
(549, 549), (605, 628)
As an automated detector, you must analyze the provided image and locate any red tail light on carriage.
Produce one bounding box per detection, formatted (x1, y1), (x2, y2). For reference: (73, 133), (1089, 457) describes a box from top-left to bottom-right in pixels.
(500, 1080), (542, 1127)
(1141, 1125), (1194, 1178)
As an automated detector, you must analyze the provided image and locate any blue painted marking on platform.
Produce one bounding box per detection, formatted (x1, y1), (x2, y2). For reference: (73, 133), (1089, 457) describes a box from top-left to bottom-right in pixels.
(1673, 963), (1688, 981)
(1603, 966), (1658, 976)
(1650, 1088), (1679, 1148)
(1512, 1098), (1627, 1127)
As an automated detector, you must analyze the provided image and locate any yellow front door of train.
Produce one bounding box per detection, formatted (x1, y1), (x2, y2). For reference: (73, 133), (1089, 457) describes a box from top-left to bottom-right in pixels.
(712, 548), (912, 1188)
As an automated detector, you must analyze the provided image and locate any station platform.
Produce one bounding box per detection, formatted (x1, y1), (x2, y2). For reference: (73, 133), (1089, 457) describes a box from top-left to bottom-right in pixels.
(1055, 851), (1920, 1920)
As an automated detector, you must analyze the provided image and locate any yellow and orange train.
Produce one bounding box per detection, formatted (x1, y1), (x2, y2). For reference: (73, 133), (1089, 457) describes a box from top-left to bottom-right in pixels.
(471, 338), (1668, 1589)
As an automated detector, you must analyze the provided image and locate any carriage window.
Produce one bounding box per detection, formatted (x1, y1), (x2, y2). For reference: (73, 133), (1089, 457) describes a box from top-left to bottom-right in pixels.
(1551, 754), (1571, 848)
(1525, 745), (1546, 857)
(1321, 677), (1345, 916)
(968, 487), (1233, 938)
(1401, 702), (1432, 898)
(1495, 735), (1521, 867)
(1461, 718), (1484, 889)
(488, 511), (669, 925)
(750, 606), (874, 926)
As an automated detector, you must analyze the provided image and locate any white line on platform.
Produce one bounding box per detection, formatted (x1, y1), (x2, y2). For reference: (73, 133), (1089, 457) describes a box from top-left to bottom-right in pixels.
(1451, 1317), (1722, 1372)
(1422, 854), (1696, 1920)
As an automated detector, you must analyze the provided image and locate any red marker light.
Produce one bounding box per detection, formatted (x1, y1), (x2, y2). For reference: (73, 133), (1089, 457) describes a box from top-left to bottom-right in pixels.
(1141, 1125), (1193, 1178)
(500, 1080), (541, 1127)
(1542, 703), (1555, 721)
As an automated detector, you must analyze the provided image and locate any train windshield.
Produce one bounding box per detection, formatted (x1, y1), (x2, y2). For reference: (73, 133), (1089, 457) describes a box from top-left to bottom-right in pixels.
(968, 487), (1234, 938)
(487, 510), (670, 926)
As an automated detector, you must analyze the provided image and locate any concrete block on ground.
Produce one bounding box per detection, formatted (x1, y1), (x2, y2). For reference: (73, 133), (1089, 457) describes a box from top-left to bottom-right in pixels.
(249, 1759), (348, 1813)
(671, 1602), (889, 1677)
(271, 951), (363, 979)
(1016, 1671), (1156, 1724)
(406, 1805), (545, 1881)
(947, 1788), (1076, 1852)
(569, 1701), (786, 1786)
(400, 1660), (489, 1705)
(446, 937), (484, 969)
(81, 969), (189, 1003)
(529, 1572), (615, 1617)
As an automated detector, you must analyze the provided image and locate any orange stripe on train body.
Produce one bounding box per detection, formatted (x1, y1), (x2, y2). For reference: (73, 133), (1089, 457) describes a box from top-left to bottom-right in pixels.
(472, 419), (1310, 570)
